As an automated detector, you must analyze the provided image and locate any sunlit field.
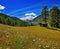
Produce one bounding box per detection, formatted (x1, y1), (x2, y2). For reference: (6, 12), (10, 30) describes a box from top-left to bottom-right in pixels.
(0, 24), (60, 49)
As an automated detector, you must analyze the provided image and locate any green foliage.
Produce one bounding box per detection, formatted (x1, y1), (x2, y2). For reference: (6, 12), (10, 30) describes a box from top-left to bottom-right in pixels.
(0, 13), (29, 26)
(40, 6), (49, 22)
(48, 6), (60, 28)
(39, 6), (60, 28)
(30, 23), (35, 26)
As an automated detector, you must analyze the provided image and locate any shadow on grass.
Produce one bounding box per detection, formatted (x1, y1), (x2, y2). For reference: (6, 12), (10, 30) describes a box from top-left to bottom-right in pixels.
(46, 27), (60, 31)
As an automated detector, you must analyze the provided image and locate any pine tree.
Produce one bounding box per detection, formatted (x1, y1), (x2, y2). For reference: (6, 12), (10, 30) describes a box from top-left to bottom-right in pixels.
(41, 6), (49, 23)
(49, 6), (60, 28)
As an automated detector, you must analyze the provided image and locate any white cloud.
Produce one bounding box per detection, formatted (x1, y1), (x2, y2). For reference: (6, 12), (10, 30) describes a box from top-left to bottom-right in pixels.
(0, 5), (5, 10)
(20, 12), (37, 21)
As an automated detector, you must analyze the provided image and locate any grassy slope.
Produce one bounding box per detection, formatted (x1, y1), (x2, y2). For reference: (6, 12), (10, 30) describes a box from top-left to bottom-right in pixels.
(0, 24), (60, 49)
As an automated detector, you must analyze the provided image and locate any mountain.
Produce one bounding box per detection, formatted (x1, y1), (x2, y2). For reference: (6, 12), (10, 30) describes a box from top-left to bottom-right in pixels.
(32, 15), (41, 22)
(0, 13), (29, 26)
(31, 15), (41, 25)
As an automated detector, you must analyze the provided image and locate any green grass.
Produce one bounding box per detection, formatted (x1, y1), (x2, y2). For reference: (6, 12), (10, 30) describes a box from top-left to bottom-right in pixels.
(0, 24), (60, 49)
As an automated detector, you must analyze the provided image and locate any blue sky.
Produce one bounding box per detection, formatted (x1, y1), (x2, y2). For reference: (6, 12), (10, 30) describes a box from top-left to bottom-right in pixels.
(0, 0), (60, 18)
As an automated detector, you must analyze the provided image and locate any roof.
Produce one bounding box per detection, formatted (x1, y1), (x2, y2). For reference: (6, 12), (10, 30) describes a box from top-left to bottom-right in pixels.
(40, 21), (47, 24)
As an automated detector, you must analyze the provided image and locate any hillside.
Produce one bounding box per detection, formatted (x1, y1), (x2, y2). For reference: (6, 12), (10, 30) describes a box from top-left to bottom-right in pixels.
(32, 15), (42, 25)
(0, 24), (60, 49)
(32, 15), (41, 22)
(0, 13), (29, 26)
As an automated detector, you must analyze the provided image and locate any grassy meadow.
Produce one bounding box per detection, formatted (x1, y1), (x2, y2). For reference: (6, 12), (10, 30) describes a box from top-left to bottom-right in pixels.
(0, 24), (60, 49)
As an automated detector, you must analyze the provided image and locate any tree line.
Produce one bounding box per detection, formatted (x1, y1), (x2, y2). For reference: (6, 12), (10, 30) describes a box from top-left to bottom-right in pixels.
(40, 6), (60, 28)
(0, 13), (30, 26)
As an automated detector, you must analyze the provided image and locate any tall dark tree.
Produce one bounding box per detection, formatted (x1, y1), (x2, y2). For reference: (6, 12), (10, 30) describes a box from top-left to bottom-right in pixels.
(41, 6), (49, 23)
(49, 6), (60, 28)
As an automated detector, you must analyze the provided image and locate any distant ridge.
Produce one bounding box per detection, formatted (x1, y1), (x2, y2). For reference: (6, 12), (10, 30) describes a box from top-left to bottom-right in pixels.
(0, 13), (29, 26)
(31, 15), (42, 25)
(32, 15), (41, 22)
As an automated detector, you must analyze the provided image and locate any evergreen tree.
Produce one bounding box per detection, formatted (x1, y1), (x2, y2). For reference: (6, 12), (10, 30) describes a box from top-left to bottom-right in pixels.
(41, 6), (49, 23)
(49, 6), (60, 28)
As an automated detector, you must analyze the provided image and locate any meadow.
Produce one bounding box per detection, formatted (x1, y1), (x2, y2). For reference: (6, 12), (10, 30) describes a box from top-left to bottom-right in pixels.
(0, 24), (60, 49)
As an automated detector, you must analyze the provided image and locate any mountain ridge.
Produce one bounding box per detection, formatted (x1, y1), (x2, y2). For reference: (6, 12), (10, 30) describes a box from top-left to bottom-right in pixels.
(0, 13), (30, 26)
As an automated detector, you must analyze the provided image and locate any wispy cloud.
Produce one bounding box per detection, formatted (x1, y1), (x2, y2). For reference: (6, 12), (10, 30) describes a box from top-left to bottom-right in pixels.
(0, 5), (5, 10)
(9, 3), (41, 14)
(9, 9), (41, 16)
